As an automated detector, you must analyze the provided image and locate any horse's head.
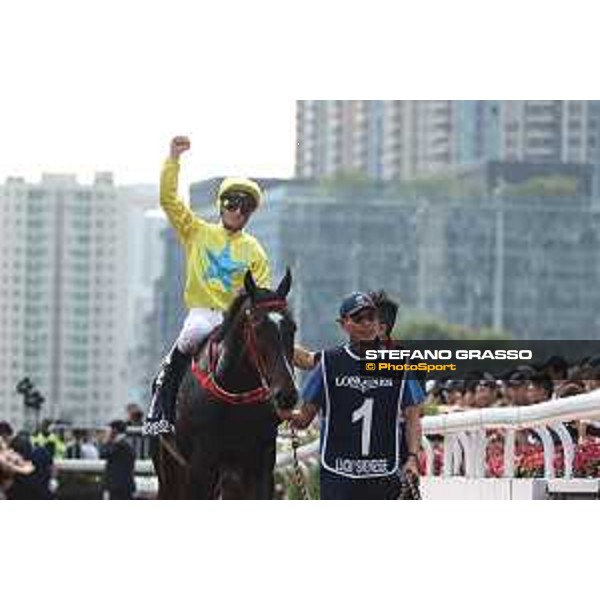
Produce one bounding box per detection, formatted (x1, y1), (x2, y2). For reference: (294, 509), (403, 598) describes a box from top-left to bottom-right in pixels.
(240, 268), (298, 410)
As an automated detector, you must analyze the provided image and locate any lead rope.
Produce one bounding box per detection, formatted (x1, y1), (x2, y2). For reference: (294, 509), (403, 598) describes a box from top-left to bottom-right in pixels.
(400, 470), (422, 500)
(289, 422), (311, 500)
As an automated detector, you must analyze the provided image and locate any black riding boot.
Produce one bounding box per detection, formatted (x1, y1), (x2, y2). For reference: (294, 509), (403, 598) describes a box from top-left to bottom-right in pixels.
(142, 346), (191, 436)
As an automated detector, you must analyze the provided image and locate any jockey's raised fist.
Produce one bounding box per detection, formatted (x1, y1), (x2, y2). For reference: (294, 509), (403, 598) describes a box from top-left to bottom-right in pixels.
(170, 136), (191, 159)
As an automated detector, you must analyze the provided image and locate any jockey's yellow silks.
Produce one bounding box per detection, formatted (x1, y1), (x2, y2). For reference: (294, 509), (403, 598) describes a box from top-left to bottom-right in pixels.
(160, 159), (271, 311)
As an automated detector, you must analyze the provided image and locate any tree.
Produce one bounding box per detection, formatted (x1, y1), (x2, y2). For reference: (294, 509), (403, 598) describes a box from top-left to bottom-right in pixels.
(318, 170), (375, 193)
(504, 175), (579, 199)
(394, 316), (511, 341)
(395, 172), (486, 201)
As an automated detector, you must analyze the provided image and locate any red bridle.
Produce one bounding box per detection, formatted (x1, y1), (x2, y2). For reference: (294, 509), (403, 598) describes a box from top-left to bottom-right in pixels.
(192, 298), (290, 405)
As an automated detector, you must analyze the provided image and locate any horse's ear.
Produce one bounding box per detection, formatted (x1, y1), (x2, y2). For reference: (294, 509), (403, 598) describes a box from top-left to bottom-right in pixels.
(244, 269), (257, 299)
(275, 267), (292, 299)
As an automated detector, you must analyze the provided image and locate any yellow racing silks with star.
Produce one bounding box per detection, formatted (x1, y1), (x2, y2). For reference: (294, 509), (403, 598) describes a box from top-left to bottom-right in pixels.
(160, 158), (271, 311)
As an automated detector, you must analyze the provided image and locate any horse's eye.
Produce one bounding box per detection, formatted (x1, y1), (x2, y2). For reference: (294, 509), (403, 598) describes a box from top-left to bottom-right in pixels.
(283, 322), (297, 338)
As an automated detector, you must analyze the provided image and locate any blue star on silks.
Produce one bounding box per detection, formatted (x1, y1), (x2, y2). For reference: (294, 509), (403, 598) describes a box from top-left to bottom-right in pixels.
(204, 244), (247, 292)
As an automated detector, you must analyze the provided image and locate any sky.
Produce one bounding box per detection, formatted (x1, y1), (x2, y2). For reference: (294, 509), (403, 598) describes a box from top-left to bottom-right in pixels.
(2, 0), (598, 191)
(0, 1), (297, 189)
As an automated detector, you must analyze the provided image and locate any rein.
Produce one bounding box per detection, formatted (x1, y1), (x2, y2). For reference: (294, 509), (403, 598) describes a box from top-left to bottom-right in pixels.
(159, 435), (187, 469)
(192, 298), (289, 405)
(398, 471), (422, 500)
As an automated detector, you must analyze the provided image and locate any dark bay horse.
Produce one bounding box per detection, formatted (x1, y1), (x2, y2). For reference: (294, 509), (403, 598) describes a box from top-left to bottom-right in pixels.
(153, 269), (298, 499)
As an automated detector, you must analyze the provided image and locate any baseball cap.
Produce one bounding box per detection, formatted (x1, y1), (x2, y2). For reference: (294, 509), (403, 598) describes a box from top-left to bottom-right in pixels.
(508, 366), (535, 382)
(445, 379), (465, 392)
(339, 292), (376, 319)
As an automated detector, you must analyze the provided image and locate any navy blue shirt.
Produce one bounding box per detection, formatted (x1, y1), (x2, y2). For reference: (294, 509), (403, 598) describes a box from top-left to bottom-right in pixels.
(302, 345), (424, 479)
(303, 347), (425, 410)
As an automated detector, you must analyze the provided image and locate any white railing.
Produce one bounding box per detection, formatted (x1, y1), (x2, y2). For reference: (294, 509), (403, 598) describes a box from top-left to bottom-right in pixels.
(55, 458), (155, 475)
(420, 388), (600, 479)
(54, 389), (600, 491)
(272, 389), (600, 483)
(54, 447), (322, 476)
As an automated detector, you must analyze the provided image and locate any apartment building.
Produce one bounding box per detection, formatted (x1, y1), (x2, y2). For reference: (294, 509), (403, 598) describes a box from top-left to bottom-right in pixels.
(296, 100), (600, 182)
(0, 173), (129, 427)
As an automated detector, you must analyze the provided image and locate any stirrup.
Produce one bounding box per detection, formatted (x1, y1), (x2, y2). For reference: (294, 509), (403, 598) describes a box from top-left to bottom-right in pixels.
(142, 419), (175, 437)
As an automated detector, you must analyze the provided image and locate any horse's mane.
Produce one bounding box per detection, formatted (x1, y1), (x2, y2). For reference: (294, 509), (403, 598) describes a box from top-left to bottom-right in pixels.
(214, 287), (282, 343)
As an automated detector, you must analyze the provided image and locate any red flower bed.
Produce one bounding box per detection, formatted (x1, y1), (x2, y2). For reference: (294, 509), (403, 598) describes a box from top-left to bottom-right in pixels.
(572, 440), (600, 478)
(420, 439), (600, 478)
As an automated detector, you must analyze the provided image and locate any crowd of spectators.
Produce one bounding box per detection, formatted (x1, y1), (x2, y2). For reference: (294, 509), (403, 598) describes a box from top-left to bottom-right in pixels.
(0, 403), (144, 500)
(426, 355), (600, 409)
(422, 355), (600, 477)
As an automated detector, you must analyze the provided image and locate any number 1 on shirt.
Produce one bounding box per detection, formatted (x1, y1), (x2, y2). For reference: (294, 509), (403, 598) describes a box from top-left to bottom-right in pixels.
(352, 398), (374, 456)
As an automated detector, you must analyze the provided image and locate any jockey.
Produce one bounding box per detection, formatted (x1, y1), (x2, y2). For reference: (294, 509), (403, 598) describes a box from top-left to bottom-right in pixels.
(143, 136), (271, 436)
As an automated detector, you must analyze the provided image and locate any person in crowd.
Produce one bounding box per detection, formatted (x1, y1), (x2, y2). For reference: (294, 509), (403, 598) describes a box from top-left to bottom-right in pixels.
(554, 380), (586, 399)
(459, 372), (483, 409)
(31, 419), (66, 459)
(525, 371), (553, 405)
(7, 431), (53, 499)
(503, 368), (534, 406)
(0, 422), (34, 499)
(66, 428), (100, 460)
(581, 355), (600, 393)
(0, 421), (13, 445)
(471, 372), (500, 409)
(126, 404), (144, 427)
(369, 290), (399, 343)
(541, 355), (569, 388)
(125, 403), (149, 459)
(438, 380), (465, 412)
(100, 420), (136, 500)
(568, 357), (600, 440)
(293, 289), (401, 371)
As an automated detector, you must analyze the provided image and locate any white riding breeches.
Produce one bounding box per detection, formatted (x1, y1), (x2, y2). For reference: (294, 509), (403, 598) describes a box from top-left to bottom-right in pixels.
(176, 308), (224, 355)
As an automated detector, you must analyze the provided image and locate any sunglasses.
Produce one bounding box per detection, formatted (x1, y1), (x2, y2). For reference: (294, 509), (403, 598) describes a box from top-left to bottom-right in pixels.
(477, 381), (496, 389)
(221, 193), (256, 216)
(507, 380), (527, 388)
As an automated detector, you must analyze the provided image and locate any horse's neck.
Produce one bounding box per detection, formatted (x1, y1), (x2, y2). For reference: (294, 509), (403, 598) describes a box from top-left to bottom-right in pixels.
(214, 328), (262, 393)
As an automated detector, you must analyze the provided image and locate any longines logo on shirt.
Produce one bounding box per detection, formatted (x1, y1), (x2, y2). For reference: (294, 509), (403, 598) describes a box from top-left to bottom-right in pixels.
(334, 376), (394, 393)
